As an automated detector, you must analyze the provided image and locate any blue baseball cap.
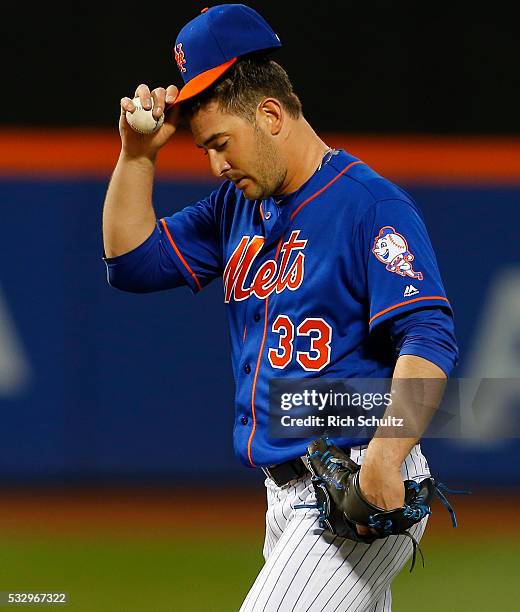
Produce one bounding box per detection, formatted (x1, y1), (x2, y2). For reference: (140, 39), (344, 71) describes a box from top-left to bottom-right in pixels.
(173, 4), (281, 104)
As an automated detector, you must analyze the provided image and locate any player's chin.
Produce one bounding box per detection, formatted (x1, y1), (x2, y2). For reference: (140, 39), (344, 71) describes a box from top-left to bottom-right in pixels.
(241, 180), (264, 200)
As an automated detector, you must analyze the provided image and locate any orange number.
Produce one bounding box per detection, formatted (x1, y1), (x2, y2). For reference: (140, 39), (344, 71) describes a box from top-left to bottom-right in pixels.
(268, 315), (332, 372)
(296, 317), (332, 372)
(268, 315), (294, 369)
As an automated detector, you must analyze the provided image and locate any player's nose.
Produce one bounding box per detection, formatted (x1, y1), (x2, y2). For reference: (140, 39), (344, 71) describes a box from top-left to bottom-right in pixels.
(208, 151), (231, 178)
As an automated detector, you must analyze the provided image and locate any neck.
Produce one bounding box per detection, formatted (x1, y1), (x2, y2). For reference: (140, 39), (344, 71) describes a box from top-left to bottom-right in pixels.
(275, 117), (330, 196)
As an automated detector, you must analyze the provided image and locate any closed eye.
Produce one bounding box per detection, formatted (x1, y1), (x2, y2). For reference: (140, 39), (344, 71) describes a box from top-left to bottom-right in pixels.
(202, 141), (228, 156)
(214, 141), (228, 152)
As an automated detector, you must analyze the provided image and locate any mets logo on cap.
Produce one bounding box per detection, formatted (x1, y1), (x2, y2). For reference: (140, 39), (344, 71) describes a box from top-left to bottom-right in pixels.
(174, 43), (187, 73)
(372, 226), (424, 280)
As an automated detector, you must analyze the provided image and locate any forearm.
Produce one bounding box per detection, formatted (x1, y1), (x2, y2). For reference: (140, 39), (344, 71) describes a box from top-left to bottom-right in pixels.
(364, 355), (446, 469)
(356, 355), (445, 517)
(102, 152), (158, 258)
(104, 81), (180, 258)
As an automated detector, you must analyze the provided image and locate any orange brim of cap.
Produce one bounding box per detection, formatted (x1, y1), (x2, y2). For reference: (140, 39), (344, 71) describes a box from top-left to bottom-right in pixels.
(174, 58), (238, 104)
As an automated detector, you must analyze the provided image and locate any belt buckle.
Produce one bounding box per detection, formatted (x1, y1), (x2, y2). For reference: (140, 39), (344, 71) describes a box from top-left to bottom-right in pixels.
(262, 466), (283, 487)
(262, 459), (308, 488)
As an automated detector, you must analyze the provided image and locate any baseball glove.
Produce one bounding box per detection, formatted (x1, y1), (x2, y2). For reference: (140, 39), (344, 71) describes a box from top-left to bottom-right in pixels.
(299, 437), (461, 570)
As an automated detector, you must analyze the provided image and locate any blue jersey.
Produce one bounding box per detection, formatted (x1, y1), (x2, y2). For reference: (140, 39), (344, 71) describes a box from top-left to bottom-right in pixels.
(105, 149), (455, 468)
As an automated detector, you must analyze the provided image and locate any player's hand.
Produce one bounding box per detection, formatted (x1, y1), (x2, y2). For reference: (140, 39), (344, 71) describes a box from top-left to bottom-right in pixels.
(356, 460), (405, 537)
(119, 83), (180, 160)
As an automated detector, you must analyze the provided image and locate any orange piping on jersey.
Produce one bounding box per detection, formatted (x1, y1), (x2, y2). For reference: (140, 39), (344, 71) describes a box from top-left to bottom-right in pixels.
(243, 324), (247, 343)
(369, 296), (450, 326)
(160, 218), (203, 291)
(259, 202), (265, 221)
(274, 238), (284, 261)
(247, 237), (284, 467)
(290, 160), (364, 220)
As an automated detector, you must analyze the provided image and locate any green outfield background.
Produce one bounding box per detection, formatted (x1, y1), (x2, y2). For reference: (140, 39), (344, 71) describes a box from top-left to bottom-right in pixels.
(0, 488), (518, 611)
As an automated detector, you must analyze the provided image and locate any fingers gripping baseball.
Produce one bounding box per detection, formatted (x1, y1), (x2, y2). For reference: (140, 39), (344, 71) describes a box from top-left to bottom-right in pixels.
(119, 83), (180, 158)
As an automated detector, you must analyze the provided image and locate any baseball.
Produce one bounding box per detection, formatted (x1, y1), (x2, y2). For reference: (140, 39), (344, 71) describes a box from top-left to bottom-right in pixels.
(126, 97), (164, 134)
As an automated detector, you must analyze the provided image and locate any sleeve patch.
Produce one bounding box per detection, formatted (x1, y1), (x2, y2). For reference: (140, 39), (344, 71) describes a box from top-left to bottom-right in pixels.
(371, 225), (424, 281)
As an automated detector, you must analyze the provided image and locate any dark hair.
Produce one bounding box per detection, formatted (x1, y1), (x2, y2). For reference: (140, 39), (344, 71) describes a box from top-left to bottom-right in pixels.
(180, 54), (302, 122)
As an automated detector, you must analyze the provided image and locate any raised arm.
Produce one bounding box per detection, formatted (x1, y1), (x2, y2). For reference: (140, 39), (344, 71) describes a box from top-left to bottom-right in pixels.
(102, 83), (180, 258)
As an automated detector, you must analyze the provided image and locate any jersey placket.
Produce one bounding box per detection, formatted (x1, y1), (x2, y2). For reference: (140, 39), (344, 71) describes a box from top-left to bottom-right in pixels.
(239, 195), (308, 466)
(232, 199), (276, 461)
(259, 199), (279, 233)
(239, 198), (281, 349)
(233, 246), (273, 463)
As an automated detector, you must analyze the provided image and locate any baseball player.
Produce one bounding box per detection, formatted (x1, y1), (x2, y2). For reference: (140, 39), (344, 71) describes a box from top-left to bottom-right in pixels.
(102, 5), (458, 611)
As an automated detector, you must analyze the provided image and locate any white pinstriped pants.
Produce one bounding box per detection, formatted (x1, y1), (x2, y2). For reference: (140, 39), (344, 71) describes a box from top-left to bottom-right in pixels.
(240, 445), (430, 612)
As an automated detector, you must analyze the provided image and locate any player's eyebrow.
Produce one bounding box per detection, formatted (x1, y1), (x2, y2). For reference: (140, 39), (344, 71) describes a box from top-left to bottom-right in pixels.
(196, 132), (228, 148)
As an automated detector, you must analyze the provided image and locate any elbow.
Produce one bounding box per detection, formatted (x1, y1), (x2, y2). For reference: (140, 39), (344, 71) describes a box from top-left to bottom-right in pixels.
(106, 268), (156, 294)
(102, 228), (186, 294)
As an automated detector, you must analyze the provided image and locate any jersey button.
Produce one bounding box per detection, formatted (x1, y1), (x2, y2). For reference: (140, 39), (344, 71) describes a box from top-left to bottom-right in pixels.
(254, 313), (261, 322)
(244, 363), (251, 374)
(241, 416), (249, 425)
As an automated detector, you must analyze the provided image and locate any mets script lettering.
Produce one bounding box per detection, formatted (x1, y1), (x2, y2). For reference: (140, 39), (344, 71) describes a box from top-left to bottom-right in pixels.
(223, 231), (307, 303)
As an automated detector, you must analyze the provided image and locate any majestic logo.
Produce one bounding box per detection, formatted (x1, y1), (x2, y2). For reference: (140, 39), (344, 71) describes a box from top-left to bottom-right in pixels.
(174, 43), (187, 73)
(223, 231), (307, 303)
(372, 226), (424, 280)
(403, 284), (420, 297)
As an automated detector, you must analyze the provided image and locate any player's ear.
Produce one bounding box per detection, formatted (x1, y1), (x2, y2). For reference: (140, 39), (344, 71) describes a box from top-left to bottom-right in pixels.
(257, 98), (283, 136)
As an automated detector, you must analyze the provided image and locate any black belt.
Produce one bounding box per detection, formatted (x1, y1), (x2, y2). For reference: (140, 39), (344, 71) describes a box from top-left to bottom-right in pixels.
(262, 457), (310, 488)
(262, 446), (355, 488)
